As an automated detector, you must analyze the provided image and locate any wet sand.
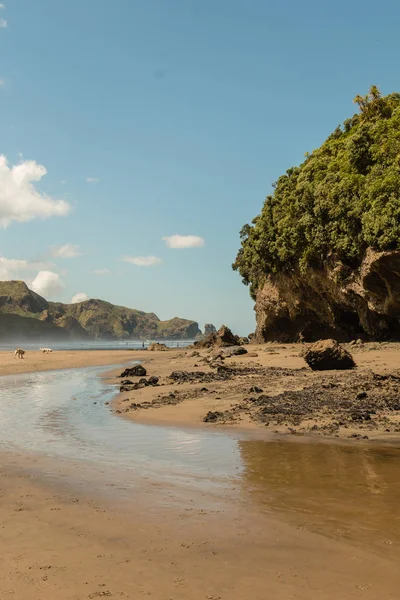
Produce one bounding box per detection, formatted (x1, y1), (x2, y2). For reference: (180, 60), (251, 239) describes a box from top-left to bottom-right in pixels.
(0, 348), (400, 597)
(1, 450), (400, 600)
(0, 349), (138, 376)
(112, 343), (400, 440)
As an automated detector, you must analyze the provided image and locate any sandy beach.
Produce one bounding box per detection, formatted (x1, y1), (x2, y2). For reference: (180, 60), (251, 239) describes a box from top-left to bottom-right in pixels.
(0, 349), (138, 377)
(0, 346), (399, 598)
(111, 342), (400, 440)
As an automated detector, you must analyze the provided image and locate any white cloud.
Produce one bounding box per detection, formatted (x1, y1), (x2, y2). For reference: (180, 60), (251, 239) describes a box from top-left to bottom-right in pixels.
(0, 5), (5, 9)
(0, 257), (29, 280)
(162, 234), (205, 249)
(86, 177), (98, 183)
(0, 257), (53, 281)
(92, 268), (110, 275)
(0, 155), (71, 228)
(51, 243), (81, 258)
(0, 19), (7, 28)
(122, 256), (162, 267)
(0, 79), (5, 87)
(31, 271), (64, 299)
(70, 292), (88, 304)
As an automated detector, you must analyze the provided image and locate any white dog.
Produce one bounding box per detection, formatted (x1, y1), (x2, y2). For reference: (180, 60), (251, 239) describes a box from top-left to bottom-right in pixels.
(40, 348), (53, 354)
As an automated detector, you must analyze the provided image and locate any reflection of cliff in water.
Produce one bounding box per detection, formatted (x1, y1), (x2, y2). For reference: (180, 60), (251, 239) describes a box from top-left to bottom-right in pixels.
(238, 439), (400, 553)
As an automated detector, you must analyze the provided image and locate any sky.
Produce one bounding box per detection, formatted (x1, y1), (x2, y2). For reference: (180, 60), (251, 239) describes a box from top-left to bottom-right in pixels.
(1, 0), (400, 335)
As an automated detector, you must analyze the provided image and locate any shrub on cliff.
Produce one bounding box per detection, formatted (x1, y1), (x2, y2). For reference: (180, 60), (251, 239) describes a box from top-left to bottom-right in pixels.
(233, 87), (400, 299)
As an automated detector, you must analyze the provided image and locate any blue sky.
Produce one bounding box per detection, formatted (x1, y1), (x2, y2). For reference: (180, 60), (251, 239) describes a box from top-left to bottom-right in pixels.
(0, 0), (399, 335)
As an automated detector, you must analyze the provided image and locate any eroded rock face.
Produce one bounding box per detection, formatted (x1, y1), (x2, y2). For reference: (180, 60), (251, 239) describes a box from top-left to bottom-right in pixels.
(204, 323), (217, 336)
(301, 339), (355, 371)
(194, 325), (241, 348)
(254, 249), (400, 342)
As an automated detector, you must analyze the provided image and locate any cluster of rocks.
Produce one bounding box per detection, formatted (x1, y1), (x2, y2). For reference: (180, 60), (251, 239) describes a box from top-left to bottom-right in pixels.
(203, 410), (234, 423)
(117, 332), (400, 440)
(147, 343), (169, 351)
(206, 367), (400, 436)
(120, 376), (159, 392)
(118, 364), (159, 391)
(193, 325), (242, 349)
(168, 369), (234, 383)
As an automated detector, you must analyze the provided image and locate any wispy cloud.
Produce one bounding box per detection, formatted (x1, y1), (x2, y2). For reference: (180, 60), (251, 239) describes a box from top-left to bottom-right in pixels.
(51, 243), (81, 258)
(86, 177), (98, 183)
(0, 4), (5, 10)
(0, 155), (71, 228)
(0, 19), (7, 28)
(122, 256), (162, 267)
(162, 234), (205, 249)
(0, 79), (5, 87)
(71, 292), (88, 304)
(0, 257), (53, 281)
(92, 268), (110, 275)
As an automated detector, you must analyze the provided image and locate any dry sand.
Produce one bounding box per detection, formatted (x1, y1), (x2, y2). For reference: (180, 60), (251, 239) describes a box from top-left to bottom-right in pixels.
(112, 343), (400, 440)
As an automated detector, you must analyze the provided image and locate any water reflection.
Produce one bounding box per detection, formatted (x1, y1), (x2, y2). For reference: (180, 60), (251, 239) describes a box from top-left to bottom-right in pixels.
(0, 367), (242, 493)
(1, 365), (399, 551)
(238, 439), (400, 551)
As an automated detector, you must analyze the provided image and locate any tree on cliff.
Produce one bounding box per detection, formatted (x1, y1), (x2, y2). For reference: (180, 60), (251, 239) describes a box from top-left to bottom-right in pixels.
(233, 87), (400, 299)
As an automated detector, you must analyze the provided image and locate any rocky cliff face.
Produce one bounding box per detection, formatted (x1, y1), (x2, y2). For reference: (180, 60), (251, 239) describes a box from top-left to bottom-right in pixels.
(254, 249), (400, 342)
(0, 281), (200, 341)
(204, 324), (217, 336)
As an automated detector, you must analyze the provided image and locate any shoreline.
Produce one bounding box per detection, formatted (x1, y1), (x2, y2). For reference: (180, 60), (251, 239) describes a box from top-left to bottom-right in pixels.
(110, 342), (400, 442)
(0, 348), (400, 597)
(1, 345), (400, 442)
(0, 348), (139, 377)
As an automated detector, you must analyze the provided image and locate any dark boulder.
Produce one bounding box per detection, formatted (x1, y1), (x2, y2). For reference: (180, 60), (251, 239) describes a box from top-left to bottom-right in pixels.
(120, 364), (147, 378)
(203, 411), (225, 423)
(302, 339), (356, 371)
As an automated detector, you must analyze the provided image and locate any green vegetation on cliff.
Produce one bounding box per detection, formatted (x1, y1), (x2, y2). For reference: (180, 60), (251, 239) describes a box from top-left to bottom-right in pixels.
(233, 87), (400, 298)
(0, 281), (200, 340)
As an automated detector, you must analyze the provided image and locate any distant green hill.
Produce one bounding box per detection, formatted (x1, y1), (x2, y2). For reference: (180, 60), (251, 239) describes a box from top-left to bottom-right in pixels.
(0, 281), (200, 341)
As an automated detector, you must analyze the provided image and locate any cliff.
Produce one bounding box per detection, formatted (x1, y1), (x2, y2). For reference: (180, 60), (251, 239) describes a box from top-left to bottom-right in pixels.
(233, 87), (400, 341)
(0, 281), (200, 341)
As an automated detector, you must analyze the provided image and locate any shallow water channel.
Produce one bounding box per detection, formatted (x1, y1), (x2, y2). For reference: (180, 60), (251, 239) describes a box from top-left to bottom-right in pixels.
(0, 365), (399, 552)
